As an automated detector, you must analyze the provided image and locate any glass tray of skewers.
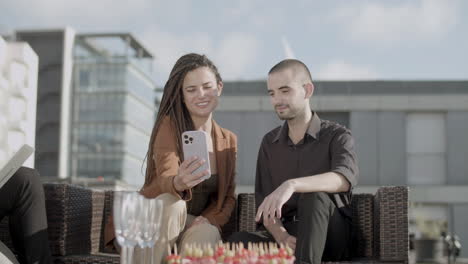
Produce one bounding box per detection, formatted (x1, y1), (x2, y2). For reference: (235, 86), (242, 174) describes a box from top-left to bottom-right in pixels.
(166, 242), (295, 264)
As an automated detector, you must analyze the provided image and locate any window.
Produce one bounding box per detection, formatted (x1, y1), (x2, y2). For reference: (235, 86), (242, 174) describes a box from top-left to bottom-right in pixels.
(79, 69), (90, 87)
(406, 113), (446, 185)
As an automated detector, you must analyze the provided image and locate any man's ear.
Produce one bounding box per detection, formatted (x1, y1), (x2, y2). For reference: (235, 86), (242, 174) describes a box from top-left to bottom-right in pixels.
(217, 81), (223, 96)
(304, 83), (314, 99)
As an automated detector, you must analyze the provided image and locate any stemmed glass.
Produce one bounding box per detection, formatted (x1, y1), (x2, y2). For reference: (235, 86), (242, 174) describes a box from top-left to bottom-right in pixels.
(136, 197), (163, 264)
(113, 191), (141, 264)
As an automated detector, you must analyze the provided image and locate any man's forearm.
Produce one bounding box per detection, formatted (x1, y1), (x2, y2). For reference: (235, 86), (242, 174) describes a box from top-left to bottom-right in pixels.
(288, 172), (350, 193)
(264, 218), (289, 242)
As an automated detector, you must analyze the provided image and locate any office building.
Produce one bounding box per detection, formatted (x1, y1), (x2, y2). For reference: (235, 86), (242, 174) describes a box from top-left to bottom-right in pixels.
(15, 29), (157, 186)
(71, 33), (156, 186)
(0, 36), (38, 168)
(15, 28), (75, 178)
(217, 80), (468, 256)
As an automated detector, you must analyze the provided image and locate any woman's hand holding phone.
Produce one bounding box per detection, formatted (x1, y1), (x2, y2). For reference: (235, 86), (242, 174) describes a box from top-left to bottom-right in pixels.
(173, 156), (210, 192)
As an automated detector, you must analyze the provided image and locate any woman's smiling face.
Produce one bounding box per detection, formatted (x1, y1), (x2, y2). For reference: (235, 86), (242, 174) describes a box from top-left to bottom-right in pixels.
(182, 66), (223, 119)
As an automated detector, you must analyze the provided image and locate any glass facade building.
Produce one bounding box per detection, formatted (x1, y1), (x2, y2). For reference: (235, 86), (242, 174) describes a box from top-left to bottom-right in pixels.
(70, 34), (157, 186)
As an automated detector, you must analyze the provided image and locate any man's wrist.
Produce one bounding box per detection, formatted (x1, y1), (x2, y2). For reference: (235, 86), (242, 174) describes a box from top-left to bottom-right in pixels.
(285, 179), (297, 193)
(266, 222), (288, 244)
(274, 230), (289, 244)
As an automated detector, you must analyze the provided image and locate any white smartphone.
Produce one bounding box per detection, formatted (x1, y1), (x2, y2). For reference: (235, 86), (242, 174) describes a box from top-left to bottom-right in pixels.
(182, 130), (211, 180)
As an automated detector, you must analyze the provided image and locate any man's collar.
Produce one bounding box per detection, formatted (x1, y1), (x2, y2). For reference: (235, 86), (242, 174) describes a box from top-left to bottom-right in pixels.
(272, 111), (321, 143)
(307, 111), (321, 140)
(272, 121), (288, 143)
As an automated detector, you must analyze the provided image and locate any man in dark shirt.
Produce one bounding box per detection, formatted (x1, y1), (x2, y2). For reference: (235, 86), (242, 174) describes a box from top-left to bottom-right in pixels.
(228, 59), (358, 264)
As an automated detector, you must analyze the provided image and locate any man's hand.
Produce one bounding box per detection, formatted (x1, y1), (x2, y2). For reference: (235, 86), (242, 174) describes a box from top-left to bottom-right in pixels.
(188, 216), (210, 229)
(280, 233), (296, 251)
(255, 180), (295, 223)
(262, 217), (296, 251)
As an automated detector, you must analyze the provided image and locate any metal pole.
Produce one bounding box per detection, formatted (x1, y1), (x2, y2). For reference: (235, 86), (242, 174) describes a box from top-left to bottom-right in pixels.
(449, 204), (455, 264)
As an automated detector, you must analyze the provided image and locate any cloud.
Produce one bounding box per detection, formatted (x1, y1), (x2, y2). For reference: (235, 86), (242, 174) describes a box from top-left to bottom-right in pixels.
(315, 60), (379, 80)
(214, 32), (260, 80)
(223, 0), (256, 18)
(220, 1), (286, 32)
(333, 0), (459, 44)
(140, 29), (260, 85)
(140, 28), (214, 84)
(1, 1), (261, 85)
(0, 0), (190, 30)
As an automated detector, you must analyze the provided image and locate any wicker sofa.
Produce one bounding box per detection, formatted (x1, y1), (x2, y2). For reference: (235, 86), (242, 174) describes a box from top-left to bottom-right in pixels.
(0, 183), (408, 263)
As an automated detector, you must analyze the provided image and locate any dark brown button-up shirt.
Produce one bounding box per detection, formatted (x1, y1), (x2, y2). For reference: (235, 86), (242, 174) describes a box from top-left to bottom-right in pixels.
(255, 112), (359, 220)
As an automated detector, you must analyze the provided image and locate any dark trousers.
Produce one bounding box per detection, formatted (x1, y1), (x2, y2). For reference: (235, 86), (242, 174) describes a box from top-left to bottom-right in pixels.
(228, 192), (352, 264)
(0, 167), (52, 264)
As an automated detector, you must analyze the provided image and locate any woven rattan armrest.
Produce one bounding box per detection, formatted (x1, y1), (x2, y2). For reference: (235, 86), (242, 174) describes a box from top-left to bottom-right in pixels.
(374, 186), (409, 262)
(44, 183), (105, 256)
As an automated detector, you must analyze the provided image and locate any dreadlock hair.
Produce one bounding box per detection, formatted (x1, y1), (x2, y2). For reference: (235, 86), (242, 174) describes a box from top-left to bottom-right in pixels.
(144, 53), (222, 186)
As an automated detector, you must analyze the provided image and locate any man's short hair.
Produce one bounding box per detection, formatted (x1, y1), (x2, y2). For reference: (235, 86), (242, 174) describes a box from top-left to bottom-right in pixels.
(268, 59), (312, 82)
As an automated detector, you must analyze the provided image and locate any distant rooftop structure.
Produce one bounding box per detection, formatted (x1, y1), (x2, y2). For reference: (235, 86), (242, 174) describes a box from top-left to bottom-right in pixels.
(223, 80), (468, 96)
(76, 33), (153, 59)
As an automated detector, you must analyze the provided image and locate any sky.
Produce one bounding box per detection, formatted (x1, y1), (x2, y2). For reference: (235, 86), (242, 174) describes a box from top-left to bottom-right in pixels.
(1, 0), (467, 86)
